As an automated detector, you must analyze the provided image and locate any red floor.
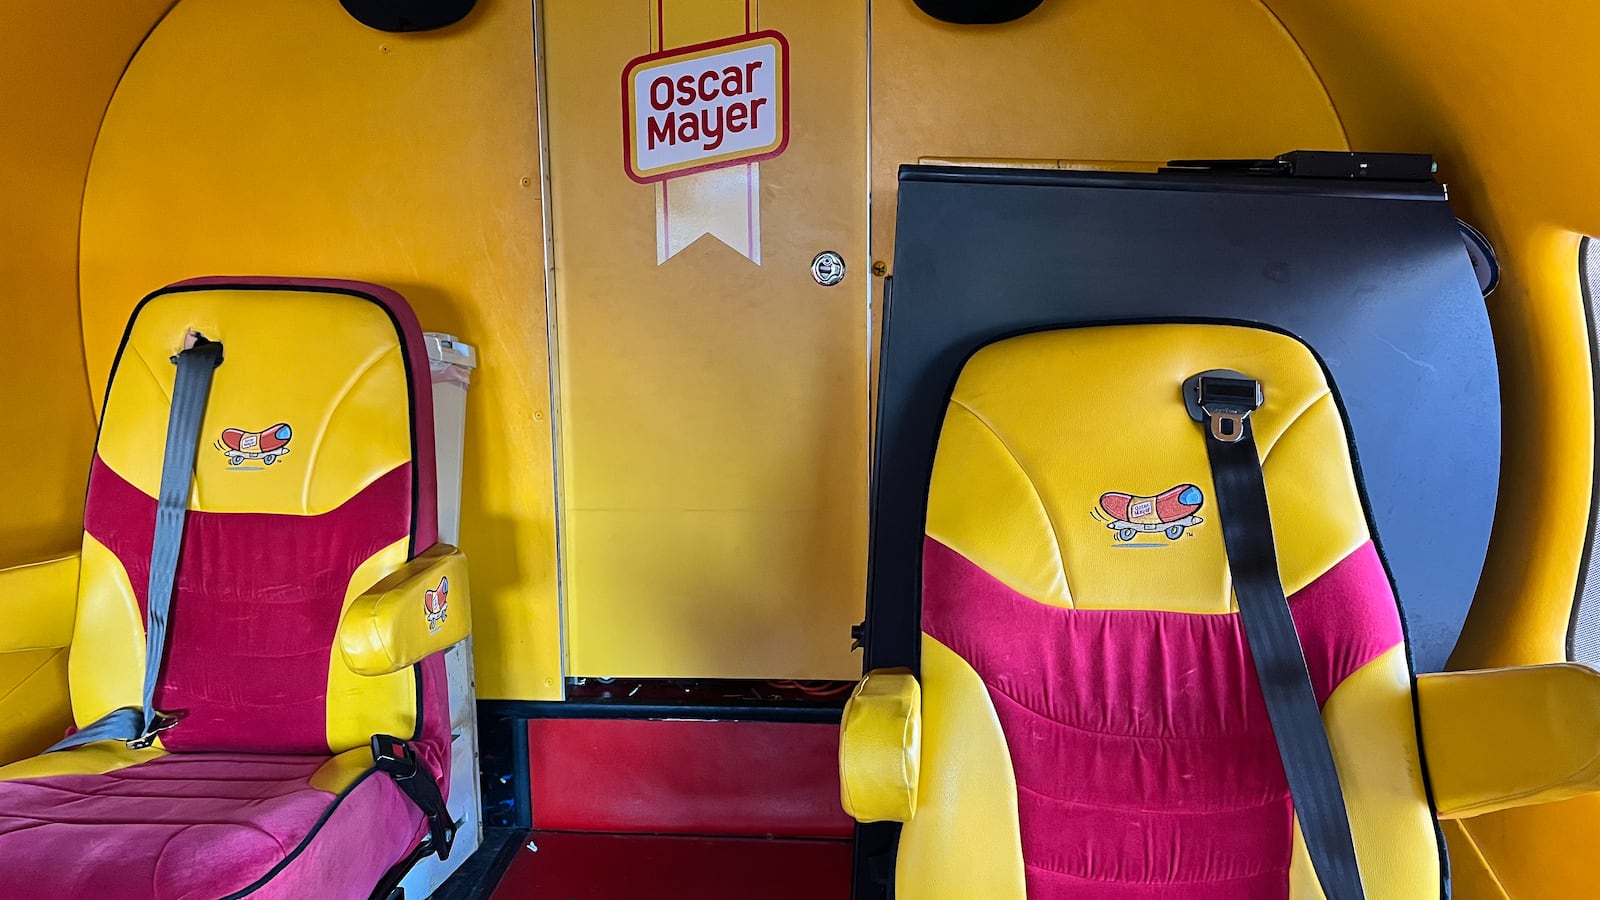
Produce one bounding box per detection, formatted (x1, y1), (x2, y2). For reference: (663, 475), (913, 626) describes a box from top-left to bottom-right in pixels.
(490, 831), (853, 899)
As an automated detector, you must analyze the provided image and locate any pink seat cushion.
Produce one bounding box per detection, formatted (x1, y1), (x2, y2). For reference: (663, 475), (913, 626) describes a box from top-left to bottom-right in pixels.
(0, 752), (423, 900)
(922, 537), (1405, 899)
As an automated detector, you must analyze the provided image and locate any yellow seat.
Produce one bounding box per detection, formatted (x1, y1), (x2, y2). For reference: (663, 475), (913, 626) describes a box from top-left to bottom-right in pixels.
(841, 324), (1600, 898)
(0, 278), (471, 899)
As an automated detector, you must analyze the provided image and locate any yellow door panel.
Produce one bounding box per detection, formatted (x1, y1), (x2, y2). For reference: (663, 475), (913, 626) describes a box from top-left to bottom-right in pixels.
(544, 0), (868, 679)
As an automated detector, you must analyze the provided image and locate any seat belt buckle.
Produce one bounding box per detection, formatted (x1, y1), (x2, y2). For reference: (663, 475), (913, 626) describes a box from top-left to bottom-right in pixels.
(371, 734), (456, 861)
(1193, 373), (1263, 443)
(127, 712), (182, 750)
(372, 733), (420, 779)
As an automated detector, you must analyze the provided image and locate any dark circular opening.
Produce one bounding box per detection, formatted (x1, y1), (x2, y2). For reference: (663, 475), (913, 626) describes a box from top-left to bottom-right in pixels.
(339, 0), (477, 33)
(912, 0), (1046, 25)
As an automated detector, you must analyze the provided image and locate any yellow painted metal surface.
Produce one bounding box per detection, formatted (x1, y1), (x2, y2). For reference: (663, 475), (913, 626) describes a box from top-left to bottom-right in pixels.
(76, 0), (562, 699)
(0, 1), (173, 570)
(542, 0), (870, 679)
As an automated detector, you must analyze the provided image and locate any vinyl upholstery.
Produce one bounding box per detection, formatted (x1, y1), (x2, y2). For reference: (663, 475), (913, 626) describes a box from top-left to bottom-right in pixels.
(0, 278), (459, 899)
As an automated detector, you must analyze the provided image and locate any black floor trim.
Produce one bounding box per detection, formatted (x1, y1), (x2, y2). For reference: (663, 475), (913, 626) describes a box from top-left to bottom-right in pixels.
(432, 827), (527, 900)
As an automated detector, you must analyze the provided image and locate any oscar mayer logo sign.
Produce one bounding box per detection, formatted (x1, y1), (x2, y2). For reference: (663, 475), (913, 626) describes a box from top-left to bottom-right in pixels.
(623, 31), (790, 184)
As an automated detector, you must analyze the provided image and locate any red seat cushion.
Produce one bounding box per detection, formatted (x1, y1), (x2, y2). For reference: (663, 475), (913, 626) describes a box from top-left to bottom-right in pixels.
(0, 752), (423, 900)
(923, 537), (1404, 898)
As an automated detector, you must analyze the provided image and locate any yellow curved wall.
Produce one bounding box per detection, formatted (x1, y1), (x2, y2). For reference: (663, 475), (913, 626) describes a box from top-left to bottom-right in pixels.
(76, 0), (562, 699)
(0, 0), (173, 762)
(1259, 5), (1600, 894)
(0, 1), (172, 569)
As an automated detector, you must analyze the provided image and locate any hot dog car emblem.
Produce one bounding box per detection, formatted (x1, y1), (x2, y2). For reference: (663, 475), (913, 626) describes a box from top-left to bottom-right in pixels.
(424, 577), (449, 634)
(1094, 484), (1204, 543)
(216, 423), (293, 466)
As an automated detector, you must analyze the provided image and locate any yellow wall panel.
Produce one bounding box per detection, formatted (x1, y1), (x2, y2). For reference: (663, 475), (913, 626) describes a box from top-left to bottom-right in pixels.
(869, 0), (1349, 272)
(544, 0), (869, 679)
(0, 1), (173, 569)
(77, 0), (560, 699)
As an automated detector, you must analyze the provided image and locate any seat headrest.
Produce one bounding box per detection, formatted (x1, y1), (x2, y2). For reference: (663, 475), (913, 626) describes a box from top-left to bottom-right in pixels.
(927, 323), (1372, 614)
(98, 277), (437, 544)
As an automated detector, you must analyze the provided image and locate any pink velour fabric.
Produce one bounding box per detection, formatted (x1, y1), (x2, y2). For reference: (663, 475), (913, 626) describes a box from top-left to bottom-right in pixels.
(0, 753), (422, 900)
(921, 537), (1403, 900)
(84, 459), (414, 755)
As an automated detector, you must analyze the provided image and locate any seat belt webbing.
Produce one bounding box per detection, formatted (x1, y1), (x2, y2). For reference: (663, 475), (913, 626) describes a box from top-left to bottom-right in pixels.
(372, 733), (456, 861)
(47, 336), (223, 753)
(1192, 372), (1366, 900)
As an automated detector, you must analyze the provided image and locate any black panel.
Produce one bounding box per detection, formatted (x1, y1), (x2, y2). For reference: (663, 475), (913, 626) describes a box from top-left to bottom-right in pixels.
(1568, 238), (1600, 663)
(339, 0), (476, 32)
(476, 711), (528, 829)
(864, 164), (1499, 679)
(481, 677), (849, 725)
(912, 0), (1045, 25)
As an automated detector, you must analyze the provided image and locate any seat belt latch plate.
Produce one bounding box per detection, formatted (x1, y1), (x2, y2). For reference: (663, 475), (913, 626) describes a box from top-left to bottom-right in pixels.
(1193, 374), (1264, 443)
(127, 713), (182, 750)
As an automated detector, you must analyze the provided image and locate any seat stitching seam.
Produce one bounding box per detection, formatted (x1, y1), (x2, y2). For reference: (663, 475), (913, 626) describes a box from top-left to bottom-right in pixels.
(982, 683), (1273, 743)
(300, 344), (396, 512)
(948, 398), (1072, 606)
(1259, 388), (1330, 465)
(1014, 781), (1286, 816)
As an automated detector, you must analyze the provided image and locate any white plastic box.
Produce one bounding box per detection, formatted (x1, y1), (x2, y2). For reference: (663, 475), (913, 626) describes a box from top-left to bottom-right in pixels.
(402, 333), (483, 899)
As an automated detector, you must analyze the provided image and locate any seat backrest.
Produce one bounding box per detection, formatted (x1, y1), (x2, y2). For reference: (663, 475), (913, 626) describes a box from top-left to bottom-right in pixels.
(898, 324), (1446, 898)
(70, 277), (448, 763)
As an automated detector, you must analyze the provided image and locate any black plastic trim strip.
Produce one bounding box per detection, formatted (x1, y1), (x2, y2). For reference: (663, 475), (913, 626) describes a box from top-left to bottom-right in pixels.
(431, 827), (528, 900)
(1569, 237), (1600, 662)
(898, 163), (1447, 202)
(480, 699), (844, 725)
(509, 721), (533, 830)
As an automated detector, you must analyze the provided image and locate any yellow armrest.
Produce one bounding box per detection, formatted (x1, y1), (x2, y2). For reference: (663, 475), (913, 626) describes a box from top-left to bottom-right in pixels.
(840, 668), (921, 823)
(0, 554), (78, 652)
(1419, 663), (1600, 819)
(338, 544), (470, 676)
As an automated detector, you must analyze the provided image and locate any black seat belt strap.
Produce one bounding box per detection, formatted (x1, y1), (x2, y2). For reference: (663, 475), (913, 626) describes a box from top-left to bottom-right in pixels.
(372, 734), (456, 861)
(1188, 372), (1366, 900)
(47, 336), (223, 753)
